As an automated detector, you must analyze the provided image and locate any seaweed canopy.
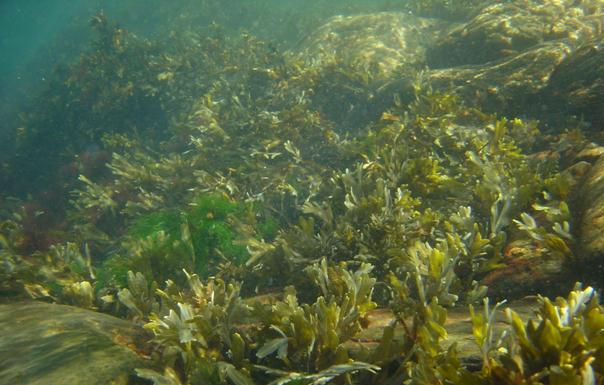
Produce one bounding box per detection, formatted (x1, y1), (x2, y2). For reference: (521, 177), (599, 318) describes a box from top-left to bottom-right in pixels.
(7, 12), (168, 199)
(463, 284), (604, 385)
(1, 5), (602, 385)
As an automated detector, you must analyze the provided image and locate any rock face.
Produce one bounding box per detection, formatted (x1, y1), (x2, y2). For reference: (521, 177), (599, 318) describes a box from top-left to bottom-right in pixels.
(577, 155), (604, 262)
(427, 0), (604, 68)
(542, 34), (604, 130)
(428, 41), (572, 116)
(295, 12), (449, 130)
(423, 0), (604, 124)
(0, 301), (152, 385)
(298, 12), (448, 80)
(295, 4), (604, 129)
(480, 239), (568, 300)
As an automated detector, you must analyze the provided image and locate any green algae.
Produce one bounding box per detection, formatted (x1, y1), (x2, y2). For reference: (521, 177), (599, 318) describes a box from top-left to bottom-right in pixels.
(104, 194), (251, 285)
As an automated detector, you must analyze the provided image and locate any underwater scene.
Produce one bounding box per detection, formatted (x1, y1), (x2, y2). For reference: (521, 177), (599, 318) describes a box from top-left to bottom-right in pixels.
(1, 0), (604, 384)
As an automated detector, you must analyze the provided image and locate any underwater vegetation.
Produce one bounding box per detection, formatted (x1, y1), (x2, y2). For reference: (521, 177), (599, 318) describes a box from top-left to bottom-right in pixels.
(1, 1), (603, 384)
(464, 284), (604, 385)
(110, 265), (604, 385)
(101, 193), (276, 288)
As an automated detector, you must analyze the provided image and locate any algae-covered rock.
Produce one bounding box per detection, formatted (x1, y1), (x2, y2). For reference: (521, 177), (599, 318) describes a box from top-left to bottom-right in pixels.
(427, 0), (604, 68)
(480, 239), (568, 299)
(427, 41), (572, 115)
(295, 12), (450, 129)
(577, 155), (604, 262)
(298, 12), (449, 80)
(543, 34), (604, 129)
(0, 301), (152, 385)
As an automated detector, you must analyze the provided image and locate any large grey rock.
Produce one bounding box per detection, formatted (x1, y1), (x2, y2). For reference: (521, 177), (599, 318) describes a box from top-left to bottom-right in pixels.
(427, 0), (604, 68)
(0, 301), (152, 385)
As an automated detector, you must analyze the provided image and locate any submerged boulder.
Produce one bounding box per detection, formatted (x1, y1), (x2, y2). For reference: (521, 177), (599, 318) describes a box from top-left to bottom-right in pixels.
(420, 0), (604, 124)
(427, 40), (572, 116)
(427, 0), (604, 68)
(294, 12), (449, 129)
(0, 301), (152, 385)
(542, 34), (604, 130)
(577, 155), (604, 262)
(480, 239), (568, 300)
(297, 12), (448, 80)
(293, 7), (602, 130)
